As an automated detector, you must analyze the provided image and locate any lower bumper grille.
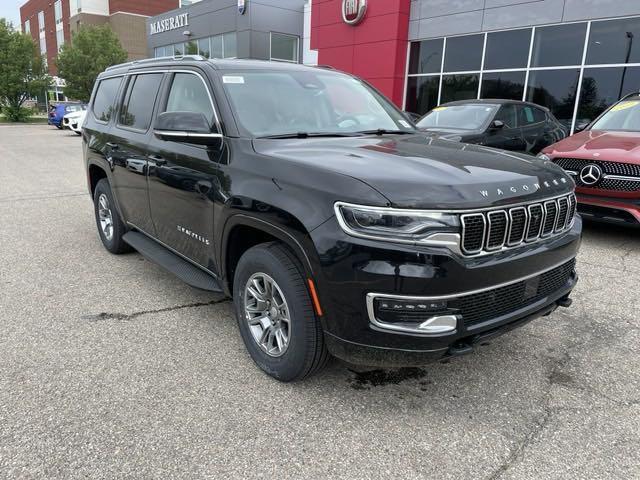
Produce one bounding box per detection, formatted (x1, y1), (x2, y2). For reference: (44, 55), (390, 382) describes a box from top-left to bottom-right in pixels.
(452, 259), (576, 327)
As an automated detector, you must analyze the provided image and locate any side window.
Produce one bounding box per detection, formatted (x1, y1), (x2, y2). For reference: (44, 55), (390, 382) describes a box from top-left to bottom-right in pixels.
(517, 105), (546, 126)
(118, 73), (163, 131)
(163, 73), (216, 129)
(494, 104), (517, 128)
(92, 77), (122, 123)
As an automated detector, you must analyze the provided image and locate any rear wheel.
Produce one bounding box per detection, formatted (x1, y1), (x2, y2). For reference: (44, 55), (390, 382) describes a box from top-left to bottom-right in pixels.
(233, 243), (329, 381)
(93, 179), (131, 254)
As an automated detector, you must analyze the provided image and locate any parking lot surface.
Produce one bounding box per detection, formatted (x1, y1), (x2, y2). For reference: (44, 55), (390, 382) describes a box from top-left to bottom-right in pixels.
(0, 125), (638, 479)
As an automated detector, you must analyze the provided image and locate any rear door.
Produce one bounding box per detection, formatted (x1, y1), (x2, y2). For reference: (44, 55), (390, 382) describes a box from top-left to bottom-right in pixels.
(108, 72), (164, 235)
(485, 104), (525, 151)
(146, 69), (224, 271)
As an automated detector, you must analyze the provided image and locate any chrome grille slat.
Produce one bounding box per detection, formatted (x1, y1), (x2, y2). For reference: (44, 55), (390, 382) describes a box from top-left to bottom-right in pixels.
(460, 194), (576, 257)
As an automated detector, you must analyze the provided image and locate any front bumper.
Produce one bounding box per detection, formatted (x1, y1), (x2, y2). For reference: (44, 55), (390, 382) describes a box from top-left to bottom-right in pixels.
(310, 215), (582, 366)
(576, 193), (640, 226)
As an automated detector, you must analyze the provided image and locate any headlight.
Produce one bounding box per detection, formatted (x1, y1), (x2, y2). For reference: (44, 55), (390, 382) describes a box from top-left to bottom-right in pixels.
(334, 202), (460, 243)
(537, 153), (551, 162)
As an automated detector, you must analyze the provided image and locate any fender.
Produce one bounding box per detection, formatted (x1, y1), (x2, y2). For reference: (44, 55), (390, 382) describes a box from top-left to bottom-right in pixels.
(86, 157), (128, 223)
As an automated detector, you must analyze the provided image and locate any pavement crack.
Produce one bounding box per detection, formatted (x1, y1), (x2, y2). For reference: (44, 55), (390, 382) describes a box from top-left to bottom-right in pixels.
(83, 297), (231, 322)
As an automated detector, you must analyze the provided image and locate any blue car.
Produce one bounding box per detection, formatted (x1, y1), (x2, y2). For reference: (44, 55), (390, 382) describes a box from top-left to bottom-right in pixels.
(48, 102), (86, 129)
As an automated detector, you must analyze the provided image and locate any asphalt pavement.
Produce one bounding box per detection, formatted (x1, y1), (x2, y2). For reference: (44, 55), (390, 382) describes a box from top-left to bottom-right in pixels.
(0, 124), (638, 479)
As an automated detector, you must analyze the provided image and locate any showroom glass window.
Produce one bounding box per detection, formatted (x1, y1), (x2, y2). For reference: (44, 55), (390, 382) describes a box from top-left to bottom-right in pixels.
(270, 33), (300, 63)
(405, 16), (640, 133)
(155, 32), (237, 59)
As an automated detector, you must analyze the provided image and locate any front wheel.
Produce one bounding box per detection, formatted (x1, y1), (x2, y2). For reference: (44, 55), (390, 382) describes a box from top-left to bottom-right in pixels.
(93, 179), (131, 254)
(233, 243), (329, 381)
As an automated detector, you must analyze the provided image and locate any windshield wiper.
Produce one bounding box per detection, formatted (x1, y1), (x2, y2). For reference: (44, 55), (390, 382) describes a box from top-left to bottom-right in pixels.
(258, 132), (363, 139)
(357, 129), (415, 136)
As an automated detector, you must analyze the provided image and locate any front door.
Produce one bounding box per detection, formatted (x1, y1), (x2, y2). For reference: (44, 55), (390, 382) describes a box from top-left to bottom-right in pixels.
(147, 70), (224, 272)
(486, 104), (526, 151)
(108, 72), (164, 234)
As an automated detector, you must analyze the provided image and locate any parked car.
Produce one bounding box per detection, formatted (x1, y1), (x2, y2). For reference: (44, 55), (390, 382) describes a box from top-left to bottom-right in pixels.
(62, 109), (87, 135)
(416, 99), (567, 155)
(48, 102), (86, 129)
(84, 57), (580, 381)
(540, 93), (640, 227)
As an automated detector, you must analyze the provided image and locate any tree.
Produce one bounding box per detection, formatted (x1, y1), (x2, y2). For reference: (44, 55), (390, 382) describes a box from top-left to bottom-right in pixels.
(56, 25), (127, 102)
(0, 19), (50, 121)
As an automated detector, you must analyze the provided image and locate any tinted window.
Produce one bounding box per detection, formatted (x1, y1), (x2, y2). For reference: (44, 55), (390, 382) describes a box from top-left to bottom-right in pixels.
(408, 39), (443, 74)
(271, 33), (299, 62)
(92, 77), (122, 122)
(119, 74), (163, 131)
(578, 67), (640, 123)
(484, 29), (531, 70)
(526, 69), (580, 127)
(164, 73), (215, 125)
(517, 105), (546, 126)
(587, 18), (640, 65)
(405, 76), (439, 115)
(494, 104), (517, 128)
(531, 23), (586, 67)
(481, 71), (526, 101)
(440, 74), (479, 104)
(444, 35), (483, 72)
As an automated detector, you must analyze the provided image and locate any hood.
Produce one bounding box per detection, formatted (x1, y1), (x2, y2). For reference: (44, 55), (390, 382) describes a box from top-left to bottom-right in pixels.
(253, 134), (573, 209)
(545, 130), (640, 163)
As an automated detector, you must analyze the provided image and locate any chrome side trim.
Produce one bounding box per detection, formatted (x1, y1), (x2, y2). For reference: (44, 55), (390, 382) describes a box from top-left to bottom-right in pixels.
(604, 174), (640, 182)
(154, 130), (224, 139)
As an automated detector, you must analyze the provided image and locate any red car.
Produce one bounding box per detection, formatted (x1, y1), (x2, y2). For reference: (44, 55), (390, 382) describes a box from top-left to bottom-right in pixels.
(540, 93), (640, 227)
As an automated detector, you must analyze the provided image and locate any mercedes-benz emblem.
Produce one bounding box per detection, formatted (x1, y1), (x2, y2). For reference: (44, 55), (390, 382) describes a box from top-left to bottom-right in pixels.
(579, 164), (602, 186)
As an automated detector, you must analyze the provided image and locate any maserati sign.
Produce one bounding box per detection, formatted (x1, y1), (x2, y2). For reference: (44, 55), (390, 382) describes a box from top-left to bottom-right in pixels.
(238, 0), (247, 15)
(342, 0), (367, 25)
(150, 13), (189, 35)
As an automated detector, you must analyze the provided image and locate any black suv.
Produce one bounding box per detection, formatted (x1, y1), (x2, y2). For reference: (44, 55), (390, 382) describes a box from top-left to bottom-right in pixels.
(84, 56), (581, 381)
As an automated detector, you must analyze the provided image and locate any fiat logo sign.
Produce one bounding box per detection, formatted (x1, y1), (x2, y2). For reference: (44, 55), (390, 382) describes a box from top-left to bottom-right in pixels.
(342, 0), (367, 25)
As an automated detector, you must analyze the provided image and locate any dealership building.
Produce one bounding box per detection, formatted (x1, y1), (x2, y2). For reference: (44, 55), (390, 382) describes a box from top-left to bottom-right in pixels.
(147, 0), (640, 133)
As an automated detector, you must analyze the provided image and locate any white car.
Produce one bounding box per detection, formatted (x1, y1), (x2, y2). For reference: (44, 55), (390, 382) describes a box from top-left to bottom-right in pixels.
(62, 110), (87, 135)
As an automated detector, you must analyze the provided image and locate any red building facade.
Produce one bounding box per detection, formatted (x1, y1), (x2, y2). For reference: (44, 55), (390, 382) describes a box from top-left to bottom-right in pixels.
(310, 0), (410, 106)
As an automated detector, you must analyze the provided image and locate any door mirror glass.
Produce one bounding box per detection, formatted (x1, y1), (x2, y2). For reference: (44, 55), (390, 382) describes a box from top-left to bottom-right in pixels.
(154, 111), (222, 146)
(490, 119), (505, 130)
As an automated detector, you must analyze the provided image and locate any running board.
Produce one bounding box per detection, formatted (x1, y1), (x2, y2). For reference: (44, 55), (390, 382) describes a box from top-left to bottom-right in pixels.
(123, 231), (222, 292)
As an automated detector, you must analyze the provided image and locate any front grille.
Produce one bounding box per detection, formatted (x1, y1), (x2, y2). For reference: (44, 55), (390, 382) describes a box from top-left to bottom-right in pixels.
(460, 194), (576, 256)
(553, 157), (640, 192)
(452, 259), (576, 327)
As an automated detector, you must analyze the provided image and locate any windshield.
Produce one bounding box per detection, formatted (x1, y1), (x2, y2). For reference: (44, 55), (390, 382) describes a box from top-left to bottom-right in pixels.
(220, 70), (415, 137)
(591, 98), (640, 131)
(417, 104), (498, 130)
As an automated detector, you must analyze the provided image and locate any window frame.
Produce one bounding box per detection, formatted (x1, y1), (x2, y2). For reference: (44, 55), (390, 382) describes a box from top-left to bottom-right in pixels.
(404, 14), (640, 134)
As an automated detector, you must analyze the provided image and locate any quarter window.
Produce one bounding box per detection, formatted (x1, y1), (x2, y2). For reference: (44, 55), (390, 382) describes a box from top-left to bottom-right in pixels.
(163, 73), (215, 127)
(118, 74), (163, 131)
(92, 77), (123, 123)
(517, 105), (546, 126)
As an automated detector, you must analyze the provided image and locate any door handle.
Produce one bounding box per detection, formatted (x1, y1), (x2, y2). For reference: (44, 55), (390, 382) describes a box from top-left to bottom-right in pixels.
(106, 142), (119, 150)
(148, 154), (167, 166)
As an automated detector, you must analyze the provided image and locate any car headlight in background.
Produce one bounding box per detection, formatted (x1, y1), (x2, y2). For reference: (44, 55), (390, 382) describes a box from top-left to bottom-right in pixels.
(334, 202), (460, 243)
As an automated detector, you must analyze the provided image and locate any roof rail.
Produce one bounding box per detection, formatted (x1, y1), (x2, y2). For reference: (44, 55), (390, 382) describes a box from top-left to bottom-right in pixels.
(105, 55), (207, 71)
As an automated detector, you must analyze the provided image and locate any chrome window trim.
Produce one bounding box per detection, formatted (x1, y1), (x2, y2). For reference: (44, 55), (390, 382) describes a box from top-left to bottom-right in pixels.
(366, 256), (577, 334)
(507, 206), (528, 246)
(154, 130), (224, 139)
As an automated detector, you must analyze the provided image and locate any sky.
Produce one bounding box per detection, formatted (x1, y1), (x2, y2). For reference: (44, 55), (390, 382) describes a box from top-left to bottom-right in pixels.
(0, 0), (24, 28)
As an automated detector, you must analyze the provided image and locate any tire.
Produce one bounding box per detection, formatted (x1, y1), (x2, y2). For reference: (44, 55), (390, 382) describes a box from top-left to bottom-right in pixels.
(233, 242), (329, 381)
(93, 179), (131, 254)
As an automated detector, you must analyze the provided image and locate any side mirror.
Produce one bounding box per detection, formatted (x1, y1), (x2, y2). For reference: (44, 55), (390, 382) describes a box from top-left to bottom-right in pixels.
(490, 120), (505, 130)
(154, 111), (222, 147)
(403, 111), (421, 123)
(574, 121), (589, 133)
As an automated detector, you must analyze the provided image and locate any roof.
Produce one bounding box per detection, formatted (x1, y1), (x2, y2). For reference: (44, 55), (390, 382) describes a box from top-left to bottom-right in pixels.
(441, 98), (550, 111)
(101, 56), (335, 77)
